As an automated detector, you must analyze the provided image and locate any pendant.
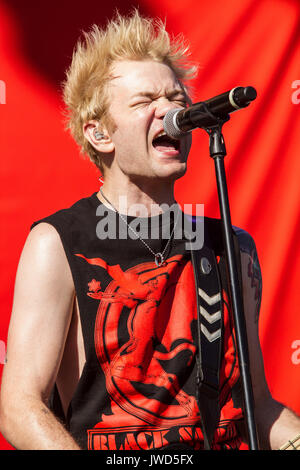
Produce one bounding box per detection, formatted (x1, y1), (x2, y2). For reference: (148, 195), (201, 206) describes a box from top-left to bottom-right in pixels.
(155, 253), (164, 267)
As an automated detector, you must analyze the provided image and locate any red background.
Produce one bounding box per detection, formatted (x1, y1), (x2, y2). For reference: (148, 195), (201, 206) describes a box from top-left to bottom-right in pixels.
(0, 0), (299, 450)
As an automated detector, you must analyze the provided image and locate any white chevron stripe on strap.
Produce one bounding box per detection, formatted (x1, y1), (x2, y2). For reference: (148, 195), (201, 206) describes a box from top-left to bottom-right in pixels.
(200, 306), (221, 324)
(198, 288), (221, 306)
(200, 324), (221, 343)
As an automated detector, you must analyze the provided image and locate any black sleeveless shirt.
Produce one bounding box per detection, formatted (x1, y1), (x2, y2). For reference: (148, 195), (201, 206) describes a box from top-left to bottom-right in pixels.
(31, 192), (245, 450)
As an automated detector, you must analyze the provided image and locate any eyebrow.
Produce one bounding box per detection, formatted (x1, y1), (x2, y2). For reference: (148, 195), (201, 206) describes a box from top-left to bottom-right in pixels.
(130, 88), (187, 100)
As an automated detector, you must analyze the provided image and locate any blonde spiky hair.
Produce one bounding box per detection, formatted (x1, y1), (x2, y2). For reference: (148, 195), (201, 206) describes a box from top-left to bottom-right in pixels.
(62, 9), (197, 170)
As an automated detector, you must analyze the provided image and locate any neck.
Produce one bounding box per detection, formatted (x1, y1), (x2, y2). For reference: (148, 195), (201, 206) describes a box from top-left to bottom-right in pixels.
(97, 179), (176, 217)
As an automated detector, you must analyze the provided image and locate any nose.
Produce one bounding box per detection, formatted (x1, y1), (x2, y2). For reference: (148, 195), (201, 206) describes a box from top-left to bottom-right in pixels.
(154, 98), (181, 120)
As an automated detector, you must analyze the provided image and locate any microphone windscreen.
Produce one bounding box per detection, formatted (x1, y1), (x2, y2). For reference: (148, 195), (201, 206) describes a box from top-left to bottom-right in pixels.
(163, 108), (183, 138)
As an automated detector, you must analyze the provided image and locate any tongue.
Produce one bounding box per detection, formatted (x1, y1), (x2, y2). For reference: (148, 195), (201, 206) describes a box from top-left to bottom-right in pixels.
(153, 139), (177, 152)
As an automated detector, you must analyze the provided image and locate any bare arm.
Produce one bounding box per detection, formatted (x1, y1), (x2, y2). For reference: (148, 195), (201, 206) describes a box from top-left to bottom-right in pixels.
(0, 223), (81, 450)
(239, 232), (300, 450)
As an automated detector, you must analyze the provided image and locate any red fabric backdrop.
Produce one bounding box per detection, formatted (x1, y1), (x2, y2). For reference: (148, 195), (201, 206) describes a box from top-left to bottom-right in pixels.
(0, 0), (299, 450)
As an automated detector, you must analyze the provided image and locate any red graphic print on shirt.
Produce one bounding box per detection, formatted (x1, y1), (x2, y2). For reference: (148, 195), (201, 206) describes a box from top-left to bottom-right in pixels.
(75, 253), (244, 450)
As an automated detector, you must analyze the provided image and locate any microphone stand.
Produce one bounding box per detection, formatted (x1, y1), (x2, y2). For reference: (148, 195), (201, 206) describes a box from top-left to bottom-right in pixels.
(202, 112), (259, 450)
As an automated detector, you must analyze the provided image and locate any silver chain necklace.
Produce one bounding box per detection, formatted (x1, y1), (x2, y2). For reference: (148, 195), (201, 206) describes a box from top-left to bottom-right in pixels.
(99, 187), (179, 267)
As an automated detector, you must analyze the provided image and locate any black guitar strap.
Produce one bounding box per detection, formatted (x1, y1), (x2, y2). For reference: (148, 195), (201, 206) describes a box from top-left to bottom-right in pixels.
(185, 215), (243, 450)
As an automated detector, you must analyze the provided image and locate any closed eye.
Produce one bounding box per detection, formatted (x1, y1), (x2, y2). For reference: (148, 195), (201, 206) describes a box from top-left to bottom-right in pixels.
(131, 98), (187, 108)
(130, 100), (152, 108)
(173, 99), (187, 107)
(129, 88), (188, 109)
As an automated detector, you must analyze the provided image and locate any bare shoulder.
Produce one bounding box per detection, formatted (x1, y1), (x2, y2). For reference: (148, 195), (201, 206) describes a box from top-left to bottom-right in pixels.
(11, 221), (75, 329)
(24, 221), (67, 259)
(18, 222), (73, 286)
(10, 220), (75, 337)
(234, 225), (260, 262)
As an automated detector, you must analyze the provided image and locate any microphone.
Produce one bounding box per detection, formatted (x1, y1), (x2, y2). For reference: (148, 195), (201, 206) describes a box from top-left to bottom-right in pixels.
(163, 86), (257, 138)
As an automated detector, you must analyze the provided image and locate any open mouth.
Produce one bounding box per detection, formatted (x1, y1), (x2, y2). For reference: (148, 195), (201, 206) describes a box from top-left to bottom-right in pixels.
(152, 131), (180, 153)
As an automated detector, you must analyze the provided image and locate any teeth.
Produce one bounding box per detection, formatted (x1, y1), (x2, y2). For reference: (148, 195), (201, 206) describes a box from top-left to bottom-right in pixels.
(155, 130), (178, 141)
(156, 130), (167, 138)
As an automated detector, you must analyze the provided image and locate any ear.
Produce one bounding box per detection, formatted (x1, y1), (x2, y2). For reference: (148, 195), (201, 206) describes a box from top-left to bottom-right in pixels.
(83, 120), (115, 154)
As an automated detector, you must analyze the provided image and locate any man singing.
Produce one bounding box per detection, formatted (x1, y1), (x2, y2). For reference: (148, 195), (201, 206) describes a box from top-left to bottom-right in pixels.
(0, 10), (299, 450)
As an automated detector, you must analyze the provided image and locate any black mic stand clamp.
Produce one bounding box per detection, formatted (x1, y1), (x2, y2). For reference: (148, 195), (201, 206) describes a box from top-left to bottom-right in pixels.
(201, 109), (259, 450)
